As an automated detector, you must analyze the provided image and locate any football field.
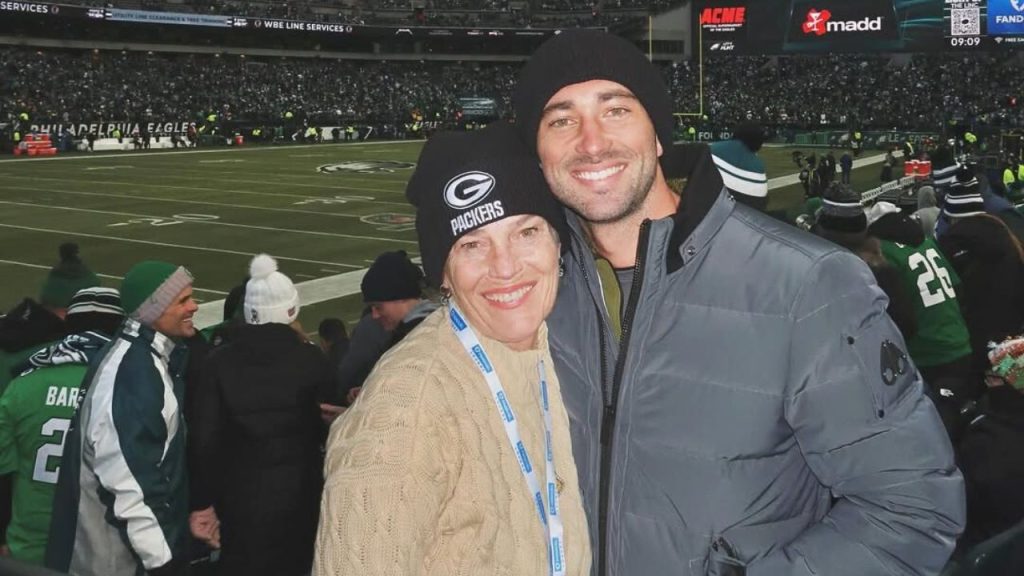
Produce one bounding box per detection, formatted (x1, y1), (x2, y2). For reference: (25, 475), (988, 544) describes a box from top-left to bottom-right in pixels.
(0, 140), (888, 335)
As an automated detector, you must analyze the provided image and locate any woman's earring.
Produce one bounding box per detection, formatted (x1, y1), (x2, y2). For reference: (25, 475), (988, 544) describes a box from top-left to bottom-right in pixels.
(440, 285), (452, 305)
(558, 256), (565, 278)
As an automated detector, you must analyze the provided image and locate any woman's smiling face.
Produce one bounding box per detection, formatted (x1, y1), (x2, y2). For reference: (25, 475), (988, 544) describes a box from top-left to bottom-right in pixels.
(443, 214), (560, 351)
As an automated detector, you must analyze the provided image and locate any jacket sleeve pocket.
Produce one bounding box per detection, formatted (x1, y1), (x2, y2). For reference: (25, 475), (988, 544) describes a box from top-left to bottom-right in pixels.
(843, 314), (918, 420)
(707, 537), (746, 576)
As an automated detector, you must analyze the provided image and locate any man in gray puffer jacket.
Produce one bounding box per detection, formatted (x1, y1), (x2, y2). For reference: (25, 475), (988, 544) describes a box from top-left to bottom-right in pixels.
(513, 30), (965, 576)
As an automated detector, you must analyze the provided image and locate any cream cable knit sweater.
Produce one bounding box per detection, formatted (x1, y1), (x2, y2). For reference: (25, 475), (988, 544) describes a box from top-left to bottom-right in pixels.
(314, 308), (591, 576)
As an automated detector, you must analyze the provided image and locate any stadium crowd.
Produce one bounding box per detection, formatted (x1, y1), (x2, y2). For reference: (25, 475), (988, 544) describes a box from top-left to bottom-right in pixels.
(2, 48), (1021, 132)
(59, 0), (675, 27)
(666, 52), (1023, 131)
(0, 48), (518, 126)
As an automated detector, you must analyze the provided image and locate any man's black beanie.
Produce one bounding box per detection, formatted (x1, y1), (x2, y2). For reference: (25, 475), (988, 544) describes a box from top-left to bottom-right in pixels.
(513, 29), (675, 157)
(361, 250), (423, 303)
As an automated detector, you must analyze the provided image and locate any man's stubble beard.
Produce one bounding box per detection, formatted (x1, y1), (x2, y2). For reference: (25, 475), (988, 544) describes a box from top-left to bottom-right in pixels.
(544, 149), (659, 226)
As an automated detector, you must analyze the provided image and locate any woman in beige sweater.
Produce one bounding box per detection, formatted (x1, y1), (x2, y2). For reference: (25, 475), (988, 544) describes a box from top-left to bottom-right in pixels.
(314, 121), (591, 576)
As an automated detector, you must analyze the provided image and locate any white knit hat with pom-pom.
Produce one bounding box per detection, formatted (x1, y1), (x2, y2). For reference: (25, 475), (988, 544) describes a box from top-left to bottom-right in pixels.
(243, 254), (300, 325)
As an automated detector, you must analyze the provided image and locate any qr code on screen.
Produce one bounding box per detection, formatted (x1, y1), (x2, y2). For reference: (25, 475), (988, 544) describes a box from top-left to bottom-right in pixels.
(951, 7), (980, 36)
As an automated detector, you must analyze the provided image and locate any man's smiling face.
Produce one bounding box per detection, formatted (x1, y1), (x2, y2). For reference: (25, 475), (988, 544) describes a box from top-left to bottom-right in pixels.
(535, 79), (662, 225)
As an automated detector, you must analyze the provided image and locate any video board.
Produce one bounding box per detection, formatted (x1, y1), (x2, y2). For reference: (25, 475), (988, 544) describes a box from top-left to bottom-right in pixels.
(696, 0), (1023, 53)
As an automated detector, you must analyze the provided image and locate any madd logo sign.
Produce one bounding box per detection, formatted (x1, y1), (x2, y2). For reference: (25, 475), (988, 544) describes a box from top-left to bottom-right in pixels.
(786, 0), (898, 47)
(801, 8), (883, 35)
(989, 0), (1024, 36)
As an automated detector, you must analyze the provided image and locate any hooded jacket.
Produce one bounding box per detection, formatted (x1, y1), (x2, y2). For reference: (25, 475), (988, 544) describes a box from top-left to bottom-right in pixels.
(547, 144), (965, 576)
(915, 186), (941, 238)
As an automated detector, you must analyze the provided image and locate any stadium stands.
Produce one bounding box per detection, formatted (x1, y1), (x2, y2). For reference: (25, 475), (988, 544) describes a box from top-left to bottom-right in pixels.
(2, 47), (1020, 132)
(51, 0), (685, 27)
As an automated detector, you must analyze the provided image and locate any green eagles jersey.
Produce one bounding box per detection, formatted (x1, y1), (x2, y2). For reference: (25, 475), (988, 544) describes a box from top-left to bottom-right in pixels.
(879, 237), (971, 367)
(0, 364), (87, 564)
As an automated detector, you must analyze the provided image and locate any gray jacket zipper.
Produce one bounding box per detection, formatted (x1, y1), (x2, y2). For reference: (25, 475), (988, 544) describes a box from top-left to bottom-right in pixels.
(598, 218), (652, 576)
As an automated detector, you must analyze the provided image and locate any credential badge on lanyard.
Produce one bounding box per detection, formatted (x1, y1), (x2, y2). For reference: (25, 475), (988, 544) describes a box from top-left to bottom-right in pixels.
(448, 304), (566, 576)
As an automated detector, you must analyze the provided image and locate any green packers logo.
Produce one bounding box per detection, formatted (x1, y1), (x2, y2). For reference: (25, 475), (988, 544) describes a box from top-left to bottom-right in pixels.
(317, 161), (415, 174)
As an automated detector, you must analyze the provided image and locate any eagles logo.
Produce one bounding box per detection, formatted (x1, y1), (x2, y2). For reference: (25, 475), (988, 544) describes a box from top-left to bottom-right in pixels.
(360, 213), (416, 232)
(317, 161), (415, 174)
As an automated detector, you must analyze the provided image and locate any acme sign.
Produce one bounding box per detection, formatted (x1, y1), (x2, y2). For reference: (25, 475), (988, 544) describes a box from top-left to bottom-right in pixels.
(700, 6), (745, 25)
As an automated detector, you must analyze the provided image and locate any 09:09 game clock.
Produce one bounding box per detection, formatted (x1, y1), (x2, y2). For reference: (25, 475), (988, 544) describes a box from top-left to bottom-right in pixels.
(946, 0), (1024, 48)
(946, 0), (985, 48)
(948, 35), (982, 46)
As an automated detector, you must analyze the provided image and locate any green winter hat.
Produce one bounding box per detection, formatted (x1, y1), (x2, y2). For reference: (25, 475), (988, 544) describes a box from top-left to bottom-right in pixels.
(39, 243), (101, 309)
(120, 260), (194, 325)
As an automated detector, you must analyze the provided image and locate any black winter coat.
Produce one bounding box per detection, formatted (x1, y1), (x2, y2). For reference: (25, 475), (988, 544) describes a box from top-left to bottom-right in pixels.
(938, 215), (1024, 368)
(957, 386), (1024, 550)
(189, 323), (335, 576)
(0, 298), (65, 355)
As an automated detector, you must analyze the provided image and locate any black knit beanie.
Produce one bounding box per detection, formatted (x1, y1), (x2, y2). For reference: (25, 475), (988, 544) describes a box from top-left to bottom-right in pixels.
(361, 250), (423, 303)
(817, 183), (867, 233)
(513, 29), (675, 157)
(942, 168), (985, 218)
(406, 121), (569, 287)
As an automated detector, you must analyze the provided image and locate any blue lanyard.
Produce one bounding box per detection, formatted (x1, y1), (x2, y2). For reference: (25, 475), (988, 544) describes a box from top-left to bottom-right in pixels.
(447, 303), (566, 576)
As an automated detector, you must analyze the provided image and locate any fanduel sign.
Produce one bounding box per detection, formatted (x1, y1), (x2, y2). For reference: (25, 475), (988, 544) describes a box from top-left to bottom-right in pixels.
(990, 0), (1024, 35)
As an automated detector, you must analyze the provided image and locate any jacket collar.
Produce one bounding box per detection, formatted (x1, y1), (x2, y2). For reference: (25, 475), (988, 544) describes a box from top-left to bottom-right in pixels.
(120, 318), (177, 361)
(662, 143), (733, 272)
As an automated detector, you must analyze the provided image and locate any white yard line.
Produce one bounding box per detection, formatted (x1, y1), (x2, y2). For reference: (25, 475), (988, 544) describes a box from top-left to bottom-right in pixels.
(0, 223), (359, 268)
(127, 169), (408, 195)
(0, 174), (411, 207)
(9, 187), (409, 219)
(0, 201), (418, 246)
(137, 165), (415, 184)
(0, 258), (227, 295)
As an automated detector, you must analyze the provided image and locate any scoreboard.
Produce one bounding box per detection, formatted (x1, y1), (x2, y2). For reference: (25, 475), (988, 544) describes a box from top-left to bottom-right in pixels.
(696, 0), (1024, 53)
(947, 0), (1024, 47)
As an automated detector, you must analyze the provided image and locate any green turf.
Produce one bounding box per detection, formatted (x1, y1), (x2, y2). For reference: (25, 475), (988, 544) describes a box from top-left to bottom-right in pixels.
(0, 141), (886, 334)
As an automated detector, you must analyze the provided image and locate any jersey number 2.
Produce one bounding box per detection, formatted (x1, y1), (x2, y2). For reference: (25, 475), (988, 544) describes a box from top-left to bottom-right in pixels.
(32, 417), (70, 484)
(908, 249), (956, 308)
